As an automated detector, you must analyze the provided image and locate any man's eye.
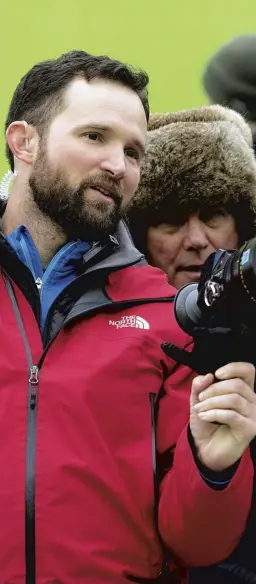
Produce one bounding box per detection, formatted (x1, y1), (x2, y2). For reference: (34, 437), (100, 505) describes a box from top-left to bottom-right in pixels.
(200, 207), (228, 222)
(125, 148), (139, 161)
(158, 223), (182, 234)
(83, 132), (102, 141)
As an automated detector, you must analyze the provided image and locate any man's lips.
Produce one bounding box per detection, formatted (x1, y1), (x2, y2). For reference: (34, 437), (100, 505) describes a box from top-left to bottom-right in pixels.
(89, 184), (121, 203)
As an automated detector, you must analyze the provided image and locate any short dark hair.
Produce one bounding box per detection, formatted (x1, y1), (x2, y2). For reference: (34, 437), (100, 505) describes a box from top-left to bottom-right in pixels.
(5, 50), (149, 170)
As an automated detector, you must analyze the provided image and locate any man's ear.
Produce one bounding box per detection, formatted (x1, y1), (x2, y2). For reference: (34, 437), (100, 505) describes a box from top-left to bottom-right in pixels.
(6, 121), (37, 166)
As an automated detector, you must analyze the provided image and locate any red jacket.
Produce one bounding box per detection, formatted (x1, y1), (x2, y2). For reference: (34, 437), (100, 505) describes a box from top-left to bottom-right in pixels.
(0, 221), (253, 584)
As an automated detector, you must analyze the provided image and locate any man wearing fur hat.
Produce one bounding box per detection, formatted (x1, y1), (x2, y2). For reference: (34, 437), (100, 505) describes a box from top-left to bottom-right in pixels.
(128, 105), (256, 583)
(128, 105), (256, 290)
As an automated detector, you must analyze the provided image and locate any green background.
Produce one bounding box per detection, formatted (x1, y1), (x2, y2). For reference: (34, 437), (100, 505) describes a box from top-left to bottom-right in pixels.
(1, 0), (255, 173)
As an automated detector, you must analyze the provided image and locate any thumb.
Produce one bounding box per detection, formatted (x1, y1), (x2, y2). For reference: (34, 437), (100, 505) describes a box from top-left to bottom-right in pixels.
(191, 373), (214, 406)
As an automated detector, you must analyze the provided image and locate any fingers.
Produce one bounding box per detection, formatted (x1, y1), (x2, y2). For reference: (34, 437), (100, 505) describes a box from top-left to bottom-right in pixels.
(191, 363), (255, 410)
(194, 393), (251, 418)
(195, 408), (250, 427)
(192, 374), (214, 393)
(198, 377), (256, 404)
(190, 373), (214, 406)
(215, 362), (255, 389)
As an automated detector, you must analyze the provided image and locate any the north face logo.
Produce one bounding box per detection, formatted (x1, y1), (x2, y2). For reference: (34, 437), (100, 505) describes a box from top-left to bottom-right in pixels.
(109, 315), (150, 329)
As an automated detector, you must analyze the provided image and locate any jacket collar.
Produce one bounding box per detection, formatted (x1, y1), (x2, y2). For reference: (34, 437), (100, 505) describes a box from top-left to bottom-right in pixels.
(84, 220), (145, 275)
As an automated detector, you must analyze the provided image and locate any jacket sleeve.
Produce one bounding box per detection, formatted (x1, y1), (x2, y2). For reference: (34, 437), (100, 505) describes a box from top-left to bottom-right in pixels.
(156, 361), (254, 567)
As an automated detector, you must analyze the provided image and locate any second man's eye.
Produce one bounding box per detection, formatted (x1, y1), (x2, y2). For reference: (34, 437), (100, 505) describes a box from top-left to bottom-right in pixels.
(200, 207), (228, 222)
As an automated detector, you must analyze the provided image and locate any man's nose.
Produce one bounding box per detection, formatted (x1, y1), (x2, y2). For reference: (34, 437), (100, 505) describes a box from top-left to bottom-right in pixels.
(183, 216), (209, 250)
(100, 147), (126, 180)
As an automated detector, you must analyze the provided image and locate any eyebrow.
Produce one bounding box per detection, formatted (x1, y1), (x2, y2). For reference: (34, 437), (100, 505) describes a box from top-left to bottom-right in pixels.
(75, 124), (145, 157)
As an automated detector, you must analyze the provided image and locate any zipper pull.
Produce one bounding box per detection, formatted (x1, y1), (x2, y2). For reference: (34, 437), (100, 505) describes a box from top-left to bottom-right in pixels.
(35, 277), (43, 291)
(29, 366), (39, 410)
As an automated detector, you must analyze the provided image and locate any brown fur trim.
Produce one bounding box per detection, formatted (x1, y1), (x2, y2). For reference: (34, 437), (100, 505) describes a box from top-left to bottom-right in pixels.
(148, 106), (252, 146)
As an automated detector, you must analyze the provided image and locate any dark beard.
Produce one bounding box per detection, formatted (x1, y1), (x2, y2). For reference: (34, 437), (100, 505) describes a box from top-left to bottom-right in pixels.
(29, 147), (123, 242)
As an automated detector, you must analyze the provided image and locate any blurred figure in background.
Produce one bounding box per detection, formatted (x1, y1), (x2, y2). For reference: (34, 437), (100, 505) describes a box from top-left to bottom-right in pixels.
(203, 35), (256, 153)
(127, 105), (256, 583)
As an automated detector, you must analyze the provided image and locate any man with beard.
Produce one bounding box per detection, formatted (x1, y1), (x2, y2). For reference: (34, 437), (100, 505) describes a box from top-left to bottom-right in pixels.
(0, 51), (256, 584)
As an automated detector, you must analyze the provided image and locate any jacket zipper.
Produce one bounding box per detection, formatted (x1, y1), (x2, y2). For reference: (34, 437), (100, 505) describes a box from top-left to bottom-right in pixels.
(2, 274), (39, 584)
(29, 365), (39, 409)
(35, 277), (43, 292)
(26, 365), (39, 584)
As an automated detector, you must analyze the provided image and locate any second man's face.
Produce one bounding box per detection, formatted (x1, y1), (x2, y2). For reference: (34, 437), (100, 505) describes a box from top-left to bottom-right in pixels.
(146, 208), (239, 290)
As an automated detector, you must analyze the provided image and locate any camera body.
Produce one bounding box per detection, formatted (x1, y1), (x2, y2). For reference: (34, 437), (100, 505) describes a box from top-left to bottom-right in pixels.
(174, 238), (256, 336)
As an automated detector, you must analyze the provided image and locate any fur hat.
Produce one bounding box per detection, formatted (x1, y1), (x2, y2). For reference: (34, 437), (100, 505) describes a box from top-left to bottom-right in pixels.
(127, 105), (256, 253)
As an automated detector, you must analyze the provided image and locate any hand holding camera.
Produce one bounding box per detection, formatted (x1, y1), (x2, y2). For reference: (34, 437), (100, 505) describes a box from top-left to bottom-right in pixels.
(190, 362), (256, 471)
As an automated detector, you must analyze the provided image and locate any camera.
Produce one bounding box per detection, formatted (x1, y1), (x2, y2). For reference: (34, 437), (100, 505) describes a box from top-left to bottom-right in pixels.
(174, 238), (256, 336)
